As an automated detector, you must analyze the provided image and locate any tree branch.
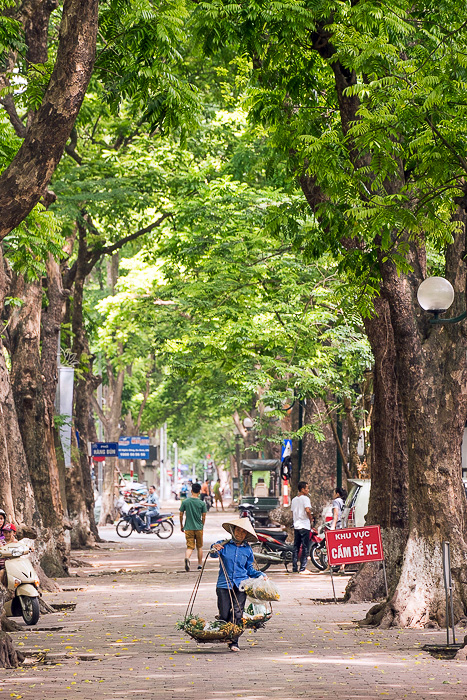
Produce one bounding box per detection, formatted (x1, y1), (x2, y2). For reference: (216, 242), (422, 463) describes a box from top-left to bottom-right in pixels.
(0, 0), (98, 239)
(90, 393), (108, 429)
(86, 213), (173, 271)
(0, 95), (27, 138)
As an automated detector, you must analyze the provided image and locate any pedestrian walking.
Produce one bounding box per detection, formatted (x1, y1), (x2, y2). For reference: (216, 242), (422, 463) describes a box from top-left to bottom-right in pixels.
(179, 482), (207, 571)
(213, 478), (224, 511)
(291, 481), (314, 575)
(210, 516), (266, 652)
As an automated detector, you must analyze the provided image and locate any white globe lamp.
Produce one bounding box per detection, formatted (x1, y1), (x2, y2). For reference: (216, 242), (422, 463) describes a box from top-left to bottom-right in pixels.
(417, 277), (454, 313)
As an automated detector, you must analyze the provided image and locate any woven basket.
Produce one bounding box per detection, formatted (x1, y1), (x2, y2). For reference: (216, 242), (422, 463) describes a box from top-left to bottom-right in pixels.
(243, 610), (273, 629)
(183, 621), (244, 643)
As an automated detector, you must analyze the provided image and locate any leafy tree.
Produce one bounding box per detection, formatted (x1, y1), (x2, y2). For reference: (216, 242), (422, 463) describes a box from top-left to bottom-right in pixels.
(192, 0), (467, 624)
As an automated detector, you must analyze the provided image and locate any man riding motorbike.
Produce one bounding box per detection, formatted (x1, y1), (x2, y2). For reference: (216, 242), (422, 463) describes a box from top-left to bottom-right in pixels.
(137, 485), (160, 532)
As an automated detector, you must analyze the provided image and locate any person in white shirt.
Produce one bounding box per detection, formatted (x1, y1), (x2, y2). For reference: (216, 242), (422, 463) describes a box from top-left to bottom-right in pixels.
(291, 481), (314, 575)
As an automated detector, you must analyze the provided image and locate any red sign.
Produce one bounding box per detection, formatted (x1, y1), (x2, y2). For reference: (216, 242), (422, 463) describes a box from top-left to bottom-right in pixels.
(325, 525), (384, 566)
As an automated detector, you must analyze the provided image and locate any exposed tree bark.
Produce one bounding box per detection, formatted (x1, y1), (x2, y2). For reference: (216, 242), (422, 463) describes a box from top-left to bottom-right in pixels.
(68, 223), (100, 547)
(343, 396), (361, 478)
(375, 225), (467, 627)
(8, 277), (68, 576)
(0, 0), (98, 237)
(345, 297), (409, 603)
(300, 397), (340, 517)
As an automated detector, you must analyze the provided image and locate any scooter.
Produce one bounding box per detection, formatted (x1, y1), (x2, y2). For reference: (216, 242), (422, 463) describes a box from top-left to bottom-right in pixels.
(116, 505), (175, 539)
(240, 502), (326, 571)
(0, 542), (40, 625)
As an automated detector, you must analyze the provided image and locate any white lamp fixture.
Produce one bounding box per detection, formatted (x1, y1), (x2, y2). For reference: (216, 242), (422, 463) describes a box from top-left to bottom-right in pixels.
(242, 416), (254, 429)
(417, 276), (454, 313)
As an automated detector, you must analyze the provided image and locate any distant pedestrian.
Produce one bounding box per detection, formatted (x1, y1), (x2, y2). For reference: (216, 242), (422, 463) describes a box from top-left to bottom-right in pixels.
(200, 479), (211, 499)
(330, 487), (347, 531)
(213, 479), (224, 511)
(291, 481), (314, 575)
(179, 482), (207, 571)
(330, 486), (348, 574)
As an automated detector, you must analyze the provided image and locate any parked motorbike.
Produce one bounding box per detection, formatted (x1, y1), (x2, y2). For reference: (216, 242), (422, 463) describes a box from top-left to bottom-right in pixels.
(309, 525), (344, 572)
(116, 505), (174, 539)
(240, 502), (325, 572)
(201, 494), (213, 511)
(238, 502), (257, 526)
(1, 542), (40, 625)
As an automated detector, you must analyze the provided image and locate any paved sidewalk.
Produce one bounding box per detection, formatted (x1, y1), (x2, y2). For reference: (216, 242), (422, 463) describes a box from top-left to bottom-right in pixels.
(1, 508), (466, 699)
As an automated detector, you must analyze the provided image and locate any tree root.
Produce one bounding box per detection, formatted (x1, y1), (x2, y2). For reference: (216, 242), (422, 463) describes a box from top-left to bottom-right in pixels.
(39, 598), (57, 614)
(0, 631), (24, 668)
(36, 564), (61, 592)
(1, 613), (22, 632)
(357, 603), (387, 627)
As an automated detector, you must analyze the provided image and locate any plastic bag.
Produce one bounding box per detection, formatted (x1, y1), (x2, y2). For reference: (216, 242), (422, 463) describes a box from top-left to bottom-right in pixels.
(243, 599), (269, 621)
(239, 577), (280, 601)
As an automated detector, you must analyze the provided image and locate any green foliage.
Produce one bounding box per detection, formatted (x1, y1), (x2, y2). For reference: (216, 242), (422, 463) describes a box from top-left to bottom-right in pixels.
(3, 206), (64, 281)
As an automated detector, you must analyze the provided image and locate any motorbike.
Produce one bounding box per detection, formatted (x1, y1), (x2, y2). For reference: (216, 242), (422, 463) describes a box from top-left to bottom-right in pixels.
(116, 504), (175, 539)
(309, 525), (343, 572)
(240, 504), (324, 572)
(201, 494), (213, 511)
(0, 542), (40, 625)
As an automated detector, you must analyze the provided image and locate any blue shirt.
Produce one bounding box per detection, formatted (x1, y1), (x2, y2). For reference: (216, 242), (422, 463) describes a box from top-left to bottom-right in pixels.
(210, 539), (265, 589)
(147, 492), (160, 514)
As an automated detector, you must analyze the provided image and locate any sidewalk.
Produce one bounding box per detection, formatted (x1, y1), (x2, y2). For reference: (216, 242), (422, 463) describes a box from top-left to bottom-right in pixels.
(1, 508), (466, 699)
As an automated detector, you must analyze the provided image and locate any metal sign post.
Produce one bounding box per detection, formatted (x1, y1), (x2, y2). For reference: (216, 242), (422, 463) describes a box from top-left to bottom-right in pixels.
(325, 526), (386, 603)
(423, 541), (462, 656)
(442, 541), (456, 646)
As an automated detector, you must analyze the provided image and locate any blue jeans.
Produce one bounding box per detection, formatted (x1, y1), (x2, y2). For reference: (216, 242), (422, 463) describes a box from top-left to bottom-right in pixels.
(145, 511), (159, 529)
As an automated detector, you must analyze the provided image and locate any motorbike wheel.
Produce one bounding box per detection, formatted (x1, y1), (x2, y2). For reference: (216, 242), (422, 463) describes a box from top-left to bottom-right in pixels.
(251, 542), (271, 572)
(20, 596), (40, 625)
(116, 519), (133, 538)
(310, 543), (327, 571)
(155, 520), (174, 539)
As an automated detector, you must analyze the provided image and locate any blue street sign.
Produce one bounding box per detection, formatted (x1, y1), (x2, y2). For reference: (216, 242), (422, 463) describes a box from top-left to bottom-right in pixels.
(118, 436), (150, 460)
(281, 439), (292, 461)
(91, 442), (118, 457)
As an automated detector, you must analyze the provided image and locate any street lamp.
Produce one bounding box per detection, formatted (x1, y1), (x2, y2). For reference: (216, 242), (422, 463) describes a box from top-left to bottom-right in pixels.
(243, 416), (254, 429)
(417, 276), (466, 324)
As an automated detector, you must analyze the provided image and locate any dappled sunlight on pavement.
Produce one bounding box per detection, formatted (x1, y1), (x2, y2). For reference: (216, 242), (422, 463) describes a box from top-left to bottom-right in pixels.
(1, 510), (467, 699)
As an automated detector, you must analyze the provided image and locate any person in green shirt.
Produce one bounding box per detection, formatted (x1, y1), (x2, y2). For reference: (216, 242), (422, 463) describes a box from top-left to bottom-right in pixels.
(179, 483), (207, 571)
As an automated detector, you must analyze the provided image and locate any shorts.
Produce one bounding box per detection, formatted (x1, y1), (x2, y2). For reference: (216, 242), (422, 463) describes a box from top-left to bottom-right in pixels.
(185, 529), (203, 549)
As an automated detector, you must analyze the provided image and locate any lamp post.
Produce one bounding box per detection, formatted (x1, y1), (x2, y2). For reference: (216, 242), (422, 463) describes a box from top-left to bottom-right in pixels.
(417, 276), (465, 324)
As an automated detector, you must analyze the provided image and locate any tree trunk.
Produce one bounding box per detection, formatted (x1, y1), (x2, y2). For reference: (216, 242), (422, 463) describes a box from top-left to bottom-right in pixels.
(0, 0), (98, 237)
(375, 230), (467, 627)
(345, 296), (409, 603)
(300, 398), (339, 518)
(9, 277), (68, 576)
(68, 250), (100, 546)
(98, 364), (125, 526)
(343, 396), (361, 478)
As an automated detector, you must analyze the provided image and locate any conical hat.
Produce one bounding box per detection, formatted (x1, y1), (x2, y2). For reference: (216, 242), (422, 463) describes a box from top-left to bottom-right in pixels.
(222, 517), (258, 543)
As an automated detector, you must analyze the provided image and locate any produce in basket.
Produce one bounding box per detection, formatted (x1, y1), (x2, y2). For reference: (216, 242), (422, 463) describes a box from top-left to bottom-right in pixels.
(177, 616), (243, 640)
(242, 600), (272, 628)
(239, 577), (280, 601)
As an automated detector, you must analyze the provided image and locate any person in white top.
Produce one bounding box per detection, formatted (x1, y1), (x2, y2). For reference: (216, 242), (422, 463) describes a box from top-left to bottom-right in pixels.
(291, 481), (314, 575)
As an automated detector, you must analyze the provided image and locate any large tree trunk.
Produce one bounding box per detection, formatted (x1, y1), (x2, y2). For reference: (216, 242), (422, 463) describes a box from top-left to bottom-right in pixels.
(345, 296), (409, 603)
(9, 278), (68, 576)
(375, 229), (467, 627)
(0, 0), (98, 237)
(300, 398), (337, 517)
(67, 229), (100, 547)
